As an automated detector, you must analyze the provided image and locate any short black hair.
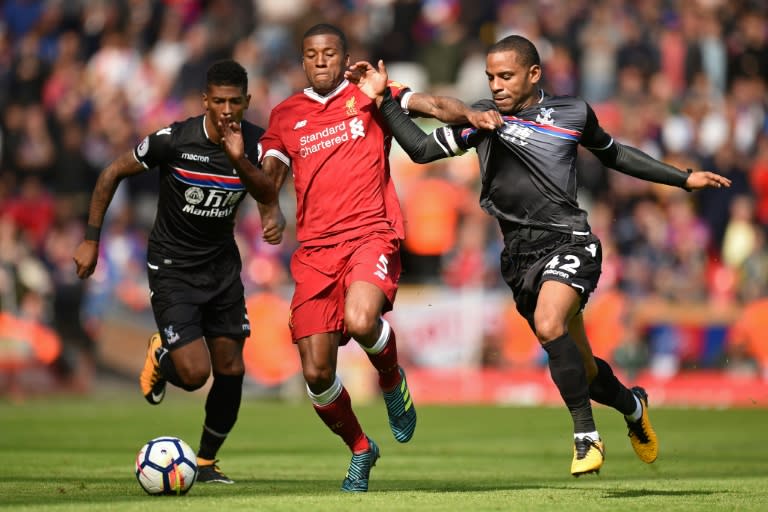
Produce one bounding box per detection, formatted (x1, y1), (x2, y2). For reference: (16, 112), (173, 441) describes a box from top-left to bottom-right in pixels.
(489, 35), (540, 68)
(302, 23), (348, 54)
(206, 59), (248, 93)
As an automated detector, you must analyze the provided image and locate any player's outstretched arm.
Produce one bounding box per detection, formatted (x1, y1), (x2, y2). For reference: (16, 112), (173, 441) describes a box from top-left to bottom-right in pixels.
(73, 151), (144, 279)
(593, 141), (731, 190)
(347, 59), (501, 130)
(683, 170), (732, 190)
(378, 87), (454, 164)
(408, 93), (502, 129)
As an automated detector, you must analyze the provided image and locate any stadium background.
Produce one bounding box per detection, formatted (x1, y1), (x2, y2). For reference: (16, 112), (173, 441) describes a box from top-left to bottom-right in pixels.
(0, 0), (766, 407)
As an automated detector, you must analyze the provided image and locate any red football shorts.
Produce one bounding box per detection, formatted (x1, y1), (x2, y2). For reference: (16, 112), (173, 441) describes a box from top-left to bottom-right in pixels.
(288, 230), (401, 342)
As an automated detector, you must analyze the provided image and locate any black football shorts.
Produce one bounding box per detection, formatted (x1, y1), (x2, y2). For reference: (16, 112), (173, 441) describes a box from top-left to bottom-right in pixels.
(147, 249), (250, 350)
(499, 227), (602, 330)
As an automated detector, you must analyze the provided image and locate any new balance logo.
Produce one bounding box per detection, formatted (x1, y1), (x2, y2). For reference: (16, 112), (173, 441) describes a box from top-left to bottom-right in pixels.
(294, 120), (307, 129)
(373, 254), (388, 280)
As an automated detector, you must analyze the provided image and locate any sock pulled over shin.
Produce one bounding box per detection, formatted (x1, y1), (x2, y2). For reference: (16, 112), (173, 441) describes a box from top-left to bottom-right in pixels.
(543, 333), (596, 434)
(589, 357), (639, 416)
(358, 318), (401, 391)
(198, 372), (243, 460)
(308, 376), (369, 453)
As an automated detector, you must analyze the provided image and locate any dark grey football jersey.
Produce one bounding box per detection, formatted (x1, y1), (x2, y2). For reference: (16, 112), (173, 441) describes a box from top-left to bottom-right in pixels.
(432, 92), (613, 233)
(133, 115), (264, 267)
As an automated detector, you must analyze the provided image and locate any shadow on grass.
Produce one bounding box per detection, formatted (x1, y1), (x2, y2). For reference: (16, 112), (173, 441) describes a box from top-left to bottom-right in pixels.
(2, 476), (554, 507)
(603, 489), (723, 498)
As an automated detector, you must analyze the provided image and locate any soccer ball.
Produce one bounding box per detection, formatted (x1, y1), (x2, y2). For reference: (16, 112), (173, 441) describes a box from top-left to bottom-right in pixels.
(135, 436), (198, 495)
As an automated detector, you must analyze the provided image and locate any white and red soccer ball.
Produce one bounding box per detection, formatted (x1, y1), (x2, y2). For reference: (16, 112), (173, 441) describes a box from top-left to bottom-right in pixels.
(135, 436), (198, 495)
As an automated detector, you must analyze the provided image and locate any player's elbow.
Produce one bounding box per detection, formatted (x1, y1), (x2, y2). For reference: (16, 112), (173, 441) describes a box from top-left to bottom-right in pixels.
(410, 151), (433, 165)
(401, 142), (434, 164)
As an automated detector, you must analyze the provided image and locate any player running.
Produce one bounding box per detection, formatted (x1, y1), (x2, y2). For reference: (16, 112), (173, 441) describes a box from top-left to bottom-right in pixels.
(351, 35), (732, 476)
(240, 23), (491, 492)
(73, 60), (280, 484)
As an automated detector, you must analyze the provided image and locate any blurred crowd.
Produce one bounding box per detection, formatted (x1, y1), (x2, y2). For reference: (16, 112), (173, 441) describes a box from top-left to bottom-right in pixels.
(1, 0), (767, 393)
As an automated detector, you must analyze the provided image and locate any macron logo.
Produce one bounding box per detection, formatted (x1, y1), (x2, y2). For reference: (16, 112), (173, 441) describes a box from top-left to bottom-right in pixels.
(181, 153), (210, 162)
(294, 120), (307, 130)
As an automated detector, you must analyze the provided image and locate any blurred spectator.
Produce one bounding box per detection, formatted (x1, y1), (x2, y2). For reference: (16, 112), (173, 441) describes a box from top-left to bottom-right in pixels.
(1, 175), (55, 251)
(414, 0), (468, 91)
(721, 195), (760, 269)
(724, 296), (768, 379)
(727, 9), (768, 86)
(399, 162), (473, 283)
(750, 134), (768, 225)
(696, 144), (752, 246)
(48, 121), (98, 216)
(170, 22), (214, 100)
(577, 1), (622, 103)
(441, 213), (497, 288)
(737, 228), (768, 303)
(13, 103), (56, 180)
(42, 196), (96, 388)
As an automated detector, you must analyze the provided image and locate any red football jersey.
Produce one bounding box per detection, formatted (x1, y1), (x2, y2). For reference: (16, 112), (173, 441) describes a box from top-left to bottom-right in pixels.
(260, 80), (409, 246)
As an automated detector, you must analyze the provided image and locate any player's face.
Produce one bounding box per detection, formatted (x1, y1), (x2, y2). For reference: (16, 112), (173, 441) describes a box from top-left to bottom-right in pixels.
(203, 84), (250, 137)
(485, 50), (541, 114)
(302, 34), (350, 95)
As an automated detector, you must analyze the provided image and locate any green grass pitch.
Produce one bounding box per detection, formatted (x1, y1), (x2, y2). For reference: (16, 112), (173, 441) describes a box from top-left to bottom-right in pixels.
(1, 390), (767, 511)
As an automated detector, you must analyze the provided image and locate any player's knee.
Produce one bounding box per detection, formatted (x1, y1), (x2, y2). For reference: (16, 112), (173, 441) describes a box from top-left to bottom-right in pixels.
(533, 316), (566, 344)
(344, 312), (378, 340)
(175, 365), (210, 391)
(211, 355), (245, 376)
(302, 364), (335, 390)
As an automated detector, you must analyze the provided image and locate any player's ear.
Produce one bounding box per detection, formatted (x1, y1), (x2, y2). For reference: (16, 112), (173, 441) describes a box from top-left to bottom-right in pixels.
(245, 93), (251, 109)
(202, 92), (209, 111)
(529, 64), (542, 85)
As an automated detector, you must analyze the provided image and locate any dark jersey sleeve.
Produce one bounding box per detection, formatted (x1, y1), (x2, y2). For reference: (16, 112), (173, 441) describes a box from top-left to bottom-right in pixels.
(134, 125), (175, 169)
(241, 122), (263, 167)
(579, 104), (613, 151)
(582, 103), (690, 188)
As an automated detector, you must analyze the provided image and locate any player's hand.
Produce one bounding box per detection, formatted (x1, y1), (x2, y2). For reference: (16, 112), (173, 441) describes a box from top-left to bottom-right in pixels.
(466, 109), (504, 130)
(684, 170), (732, 190)
(73, 240), (99, 279)
(261, 203), (286, 245)
(219, 118), (244, 162)
(347, 59), (388, 100)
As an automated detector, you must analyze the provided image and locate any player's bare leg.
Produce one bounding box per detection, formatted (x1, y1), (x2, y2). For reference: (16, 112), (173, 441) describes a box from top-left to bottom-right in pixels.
(346, 281), (416, 443)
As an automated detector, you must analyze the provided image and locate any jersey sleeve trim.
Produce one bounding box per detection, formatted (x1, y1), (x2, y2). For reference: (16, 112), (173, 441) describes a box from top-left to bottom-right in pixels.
(399, 91), (414, 114)
(583, 137), (614, 151)
(436, 127), (465, 156)
(132, 150), (150, 170)
(264, 148), (290, 167)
